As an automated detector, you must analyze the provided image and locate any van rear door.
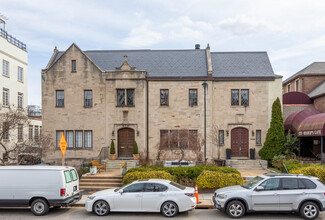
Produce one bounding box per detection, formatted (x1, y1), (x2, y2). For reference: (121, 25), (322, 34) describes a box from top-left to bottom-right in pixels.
(63, 170), (74, 198)
(70, 169), (79, 192)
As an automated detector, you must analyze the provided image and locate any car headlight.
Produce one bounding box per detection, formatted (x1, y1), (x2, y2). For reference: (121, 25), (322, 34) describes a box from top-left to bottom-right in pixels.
(87, 195), (96, 200)
(217, 194), (227, 199)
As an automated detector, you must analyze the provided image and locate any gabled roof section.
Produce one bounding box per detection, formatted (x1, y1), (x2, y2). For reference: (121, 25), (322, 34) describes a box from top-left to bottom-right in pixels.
(45, 43), (102, 72)
(283, 62), (325, 84)
(308, 80), (325, 98)
(210, 52), (274, 78)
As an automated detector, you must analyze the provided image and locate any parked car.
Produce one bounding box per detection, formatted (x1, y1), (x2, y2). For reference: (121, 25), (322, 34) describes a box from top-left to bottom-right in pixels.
(85, 179), (196, 217)
(0, 166), (81, 216)
(213, 173), (325, 219)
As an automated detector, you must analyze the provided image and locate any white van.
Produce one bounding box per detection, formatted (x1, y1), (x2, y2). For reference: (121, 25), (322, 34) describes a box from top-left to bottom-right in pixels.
(0, 166), (81, 216)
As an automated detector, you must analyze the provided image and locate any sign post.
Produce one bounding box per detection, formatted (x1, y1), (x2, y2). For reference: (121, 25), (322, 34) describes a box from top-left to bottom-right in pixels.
(59, 133), (67, 166)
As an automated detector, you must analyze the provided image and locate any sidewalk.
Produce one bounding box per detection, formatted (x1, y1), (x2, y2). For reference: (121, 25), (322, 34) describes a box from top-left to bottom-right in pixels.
(72, 193), (214, 209)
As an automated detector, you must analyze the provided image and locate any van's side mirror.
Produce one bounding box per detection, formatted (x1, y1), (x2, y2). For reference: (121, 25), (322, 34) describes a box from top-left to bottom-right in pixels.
(255, 186), (264, 191)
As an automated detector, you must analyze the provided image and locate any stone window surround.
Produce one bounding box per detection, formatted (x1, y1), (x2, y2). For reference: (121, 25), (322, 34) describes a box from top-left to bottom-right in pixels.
(295, 79), (300, 92)
(159, 129), (198, 150)
(231, 89), (249, 107)
(218, 130), (224, 146)
(71, 60), (76, 73)
(189, 88), (198, 106)
(84, 90), (93, 108)
(56, 90), (64, 107)
(160, 89), (169, 106)
(116, 88), (135, 107)
(56, 130), (93, 150)
(256, 129), (262, 145)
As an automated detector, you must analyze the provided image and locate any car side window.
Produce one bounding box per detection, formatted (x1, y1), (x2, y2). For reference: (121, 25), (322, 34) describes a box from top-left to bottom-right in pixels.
(145, 183), (168, 192)
(259, 178), (280, 191)
(282, 178), (299, 190)
(300, 179), (317, 189)
(123, 183), (145, 193)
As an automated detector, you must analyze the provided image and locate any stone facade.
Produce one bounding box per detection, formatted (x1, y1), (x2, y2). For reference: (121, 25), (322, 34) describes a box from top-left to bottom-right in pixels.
(283, 76), (325, 94)
(42, 44), (282, 164)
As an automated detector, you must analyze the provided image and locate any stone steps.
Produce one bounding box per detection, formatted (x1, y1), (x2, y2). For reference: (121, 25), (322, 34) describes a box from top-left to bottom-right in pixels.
(226, 159), (267, 170)
(79, 169), (123, 191)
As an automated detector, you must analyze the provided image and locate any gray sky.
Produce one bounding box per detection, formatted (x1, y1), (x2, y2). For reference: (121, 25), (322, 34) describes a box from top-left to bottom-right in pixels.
(2, 0), (325, 106)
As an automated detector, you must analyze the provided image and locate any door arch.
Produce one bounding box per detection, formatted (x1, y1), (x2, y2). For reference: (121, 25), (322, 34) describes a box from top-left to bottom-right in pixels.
(231, 127), (249, 157)
(118, 128), (135, 158)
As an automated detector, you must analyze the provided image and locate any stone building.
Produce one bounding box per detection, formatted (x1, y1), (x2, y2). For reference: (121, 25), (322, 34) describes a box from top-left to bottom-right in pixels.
(42, 43), (282, 164)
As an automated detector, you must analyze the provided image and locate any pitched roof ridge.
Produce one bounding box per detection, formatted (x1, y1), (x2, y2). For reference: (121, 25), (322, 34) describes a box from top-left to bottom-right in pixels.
(211, 51), (267, 54)
(84, 49), (205, 52)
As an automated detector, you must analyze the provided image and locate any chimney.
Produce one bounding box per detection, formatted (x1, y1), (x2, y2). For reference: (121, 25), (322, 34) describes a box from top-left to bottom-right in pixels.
(195, 44), (200, 50)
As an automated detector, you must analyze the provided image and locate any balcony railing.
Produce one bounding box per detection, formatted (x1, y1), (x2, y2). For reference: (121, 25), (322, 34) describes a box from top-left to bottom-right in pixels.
(0, 28), (27, 51)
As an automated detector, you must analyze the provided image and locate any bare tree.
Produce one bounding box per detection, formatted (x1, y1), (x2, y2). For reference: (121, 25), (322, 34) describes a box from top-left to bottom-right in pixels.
(157, 130), (203, 166)
(210, 123), (221, 159)
(0, 106), (53, 165)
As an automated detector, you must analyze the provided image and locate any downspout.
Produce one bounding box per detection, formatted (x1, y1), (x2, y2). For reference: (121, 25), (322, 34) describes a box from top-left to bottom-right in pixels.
(146, 79), (149, 162)
(202, 82), (208, 161)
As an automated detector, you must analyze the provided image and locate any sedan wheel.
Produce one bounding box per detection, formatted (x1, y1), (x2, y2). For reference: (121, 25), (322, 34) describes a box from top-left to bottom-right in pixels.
(226, 200), (245, 218)
(93, 200), (110, 216)
(161, 201), (178, 217)
(300, 202), (319, 220)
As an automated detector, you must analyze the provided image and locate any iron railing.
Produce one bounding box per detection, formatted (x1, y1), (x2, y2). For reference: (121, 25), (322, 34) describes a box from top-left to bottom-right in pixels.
(0, 28), (27, 51)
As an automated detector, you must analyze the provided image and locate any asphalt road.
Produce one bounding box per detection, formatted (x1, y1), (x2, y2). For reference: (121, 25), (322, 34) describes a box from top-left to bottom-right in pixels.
(1, 207), (325, 220)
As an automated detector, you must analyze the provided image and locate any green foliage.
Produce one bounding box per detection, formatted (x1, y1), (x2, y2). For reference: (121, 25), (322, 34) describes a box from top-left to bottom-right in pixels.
(133, 141), (138, 154)
(122, 171), (176, 185)
(196, 170), (244, 189)
(125, 166), (240, 181)
(259, 98), (285, 164)
(290, 166), (325, 184)
(275, 159), (310, 173)
(271, 155), (286, 167)
(283, 130), (298, 156)
(110, 140), (115, 154)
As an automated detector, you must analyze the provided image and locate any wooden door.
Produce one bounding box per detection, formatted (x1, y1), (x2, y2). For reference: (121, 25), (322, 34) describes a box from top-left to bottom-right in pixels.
(231, 127), (249, 156)
(118, 128), (135, 158)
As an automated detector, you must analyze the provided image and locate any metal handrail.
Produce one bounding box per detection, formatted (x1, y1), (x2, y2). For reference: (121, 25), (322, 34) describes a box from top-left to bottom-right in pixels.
(0, 28), (27, 51)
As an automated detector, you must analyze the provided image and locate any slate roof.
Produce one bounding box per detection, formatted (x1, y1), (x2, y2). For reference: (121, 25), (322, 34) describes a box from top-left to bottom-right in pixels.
(50, 48), (275, 78)
(52, 50), (208, 77)
(283, 62), (325, 84)
(211, 52), (274, 77)
(308, 80), (325, 98)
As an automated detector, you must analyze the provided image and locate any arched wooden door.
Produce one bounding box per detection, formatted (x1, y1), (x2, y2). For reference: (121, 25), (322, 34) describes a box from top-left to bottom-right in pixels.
(231, 127), (249, 157)
(118, 128), (135, 158)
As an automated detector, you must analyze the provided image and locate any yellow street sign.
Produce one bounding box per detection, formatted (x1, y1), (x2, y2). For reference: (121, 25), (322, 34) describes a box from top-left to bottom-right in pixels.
(59, 132), (67, 157)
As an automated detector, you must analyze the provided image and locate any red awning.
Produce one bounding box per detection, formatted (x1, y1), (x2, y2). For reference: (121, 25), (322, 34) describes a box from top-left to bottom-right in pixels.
(298, 113), (325, 137)
(284, 108), (322, 134)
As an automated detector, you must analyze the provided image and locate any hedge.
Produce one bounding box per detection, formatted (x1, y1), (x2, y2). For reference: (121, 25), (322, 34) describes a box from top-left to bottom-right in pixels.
(125, 166), (240, 180)
(196, 170), (244, 189)
(290, 166), (325, 184)
(275, 159), (310, 173)
(122, 171), (176, 185)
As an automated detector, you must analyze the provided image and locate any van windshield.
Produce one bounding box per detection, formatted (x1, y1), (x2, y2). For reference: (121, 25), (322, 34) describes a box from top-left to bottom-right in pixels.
(70, 169), (78, 181)
(64, 170), (72, 183)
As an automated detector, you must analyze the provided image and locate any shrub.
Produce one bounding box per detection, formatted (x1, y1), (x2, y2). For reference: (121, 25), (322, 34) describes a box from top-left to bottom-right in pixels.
(275, 159), (310, 173)
(272, 154), (286, 167)
(259, 98), (285, 164)
(133, 141), (138, 154)
(110, 140), (115, 154)
(125, 166), (240, 180)
(290, 166), (325, 183)
(122, 171), (176, 185)
(196, 170), (244, 189)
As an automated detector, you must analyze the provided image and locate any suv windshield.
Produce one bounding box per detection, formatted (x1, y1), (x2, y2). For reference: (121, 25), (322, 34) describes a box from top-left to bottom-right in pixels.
(241, 176), (264, 189)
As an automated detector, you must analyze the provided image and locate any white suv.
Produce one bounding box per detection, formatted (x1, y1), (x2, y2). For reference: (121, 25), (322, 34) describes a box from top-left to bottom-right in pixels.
(213, 174), (325, 219)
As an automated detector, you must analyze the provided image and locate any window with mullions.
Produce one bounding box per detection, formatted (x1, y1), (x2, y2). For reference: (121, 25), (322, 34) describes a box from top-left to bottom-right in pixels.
(160, 89), (169, 106)
(219, 130), (224, 145)
(241, 89), (249, 106)
(56, 130), (64, 148)
(84, 90), (92, 107)
(256, 130), (261, 145)
(18, 93), (23, 109)
(117, 89), (135, 106)
(66, 131), (74, 148)
(231, 89), (239, 105)
(75, 131), (83, 148)
(189, 89), (198, 106)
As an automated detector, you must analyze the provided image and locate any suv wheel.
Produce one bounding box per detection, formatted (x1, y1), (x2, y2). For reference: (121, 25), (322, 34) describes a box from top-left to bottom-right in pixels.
(161, 201), (179, 217)
(226, 200), (245, 218)
(31, 199), (49, 216)
(93, 200), (110, 216)
(300, 201), (319, 220)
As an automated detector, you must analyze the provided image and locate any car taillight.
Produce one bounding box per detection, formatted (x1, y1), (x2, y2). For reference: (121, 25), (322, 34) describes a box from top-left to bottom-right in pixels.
(185, 193), (194, 197)
(60, 188), (66, 197)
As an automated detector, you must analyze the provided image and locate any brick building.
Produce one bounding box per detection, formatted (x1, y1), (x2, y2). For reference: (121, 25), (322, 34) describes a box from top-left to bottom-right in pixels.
(42, 43), (282, 164)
